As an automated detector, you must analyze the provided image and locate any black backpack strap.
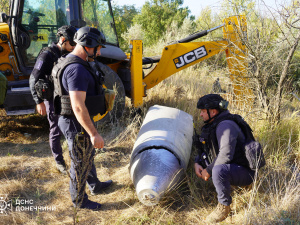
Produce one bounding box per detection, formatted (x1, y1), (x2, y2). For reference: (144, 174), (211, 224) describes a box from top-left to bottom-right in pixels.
(230, 115), (255, 141)
(208, 113), (255, 141)
(38, 47), (60, 62)
(201, 113), (255, 154)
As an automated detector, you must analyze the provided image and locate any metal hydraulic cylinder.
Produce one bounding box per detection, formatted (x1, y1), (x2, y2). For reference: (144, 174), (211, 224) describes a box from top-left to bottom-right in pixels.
(129, 105), (193, 206)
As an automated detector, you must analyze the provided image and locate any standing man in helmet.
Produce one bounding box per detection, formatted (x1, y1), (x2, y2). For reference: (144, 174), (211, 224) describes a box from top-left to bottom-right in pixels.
(29, 25), (77, 174)
(52, 26), (112, 210)
(194, 94), (255, 223)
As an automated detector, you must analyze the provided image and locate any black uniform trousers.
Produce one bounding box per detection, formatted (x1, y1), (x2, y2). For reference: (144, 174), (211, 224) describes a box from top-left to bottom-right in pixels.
(44, 100), (64, 164)
(58, 116), (101, 207)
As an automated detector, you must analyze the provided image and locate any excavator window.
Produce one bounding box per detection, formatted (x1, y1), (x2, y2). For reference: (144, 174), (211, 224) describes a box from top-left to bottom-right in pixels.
(20, 0), (71, 67)
(81, 0), (118, 46)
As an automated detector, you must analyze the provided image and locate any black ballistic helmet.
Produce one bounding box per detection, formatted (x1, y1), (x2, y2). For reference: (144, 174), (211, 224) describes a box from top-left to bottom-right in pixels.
(197, 94), (229, 111)
(57, 25), (77, 45)
(74, 26), (106, 48)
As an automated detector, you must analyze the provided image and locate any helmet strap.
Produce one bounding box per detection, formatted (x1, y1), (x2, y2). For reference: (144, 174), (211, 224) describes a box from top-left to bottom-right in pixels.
(82, 46), (98, 61)
(204, 109), (211, 124)
(93, 47), (97, 59)
(204, 109), (219, 124)
(59, 37), (67, 55)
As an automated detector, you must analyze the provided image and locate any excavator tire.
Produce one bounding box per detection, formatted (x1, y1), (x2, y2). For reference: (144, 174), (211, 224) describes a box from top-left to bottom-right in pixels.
(94, 63), (125, 125)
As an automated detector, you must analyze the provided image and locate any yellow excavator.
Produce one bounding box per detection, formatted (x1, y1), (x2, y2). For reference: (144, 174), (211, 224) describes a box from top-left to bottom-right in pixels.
(0, 0), (248, 122)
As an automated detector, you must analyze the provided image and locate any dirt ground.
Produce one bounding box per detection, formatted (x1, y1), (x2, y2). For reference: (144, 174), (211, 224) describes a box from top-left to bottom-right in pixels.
(0, 112), (208, 225)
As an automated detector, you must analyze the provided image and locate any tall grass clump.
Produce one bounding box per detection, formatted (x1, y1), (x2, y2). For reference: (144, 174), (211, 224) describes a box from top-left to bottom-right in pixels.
(256, 111), (300, 164)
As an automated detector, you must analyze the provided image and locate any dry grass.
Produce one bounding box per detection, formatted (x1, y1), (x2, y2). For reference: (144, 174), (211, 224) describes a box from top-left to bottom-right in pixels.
(0, 64), (299, 224)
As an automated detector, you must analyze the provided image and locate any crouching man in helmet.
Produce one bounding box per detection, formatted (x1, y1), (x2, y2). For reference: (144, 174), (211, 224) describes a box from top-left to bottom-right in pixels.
(194, 94), (255, 223)
(51, 26), (112, 210)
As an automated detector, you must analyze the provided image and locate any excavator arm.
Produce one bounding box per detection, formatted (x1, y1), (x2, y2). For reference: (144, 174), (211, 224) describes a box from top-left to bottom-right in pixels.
(144, 40), (228, 89)
(130, 15), (250, 107)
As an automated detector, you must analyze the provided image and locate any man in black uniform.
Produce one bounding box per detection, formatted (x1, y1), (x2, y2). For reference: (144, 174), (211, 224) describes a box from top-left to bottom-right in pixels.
(194, 94), (255, 223)
(29, 25), (77, 174)
(52, 27), (113, 210)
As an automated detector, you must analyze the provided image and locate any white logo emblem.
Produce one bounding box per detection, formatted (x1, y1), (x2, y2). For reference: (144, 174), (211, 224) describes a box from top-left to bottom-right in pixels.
(173, 46), (208, 69)
(0, 195), (12, 215)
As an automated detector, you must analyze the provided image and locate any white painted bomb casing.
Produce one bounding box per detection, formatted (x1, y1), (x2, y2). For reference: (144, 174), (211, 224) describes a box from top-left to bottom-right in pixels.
(129, 105), (193, 206)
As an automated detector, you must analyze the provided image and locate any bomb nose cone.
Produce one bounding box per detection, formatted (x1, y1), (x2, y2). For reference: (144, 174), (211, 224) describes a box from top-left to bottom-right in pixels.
(132, 149), (182, 206)
(139, 190), (159, 206)
(143, 193), (155, 201)
(129, 105), (193, 206)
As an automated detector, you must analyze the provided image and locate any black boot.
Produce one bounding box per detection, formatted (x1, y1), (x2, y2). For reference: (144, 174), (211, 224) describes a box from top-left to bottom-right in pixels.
(79, 199), (101, 211)
(90, 180), (113, 195)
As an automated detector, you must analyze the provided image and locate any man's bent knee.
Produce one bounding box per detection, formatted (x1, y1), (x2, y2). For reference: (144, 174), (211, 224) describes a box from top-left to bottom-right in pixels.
(212, 164), (230, 181)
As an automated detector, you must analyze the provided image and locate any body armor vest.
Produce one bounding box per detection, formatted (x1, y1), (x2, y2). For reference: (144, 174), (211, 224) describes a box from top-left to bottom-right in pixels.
(38, 46), (60, 62)
(51, 56), (106, 116)
(34, 46), (60, 101)
(200, 112), (250, 168)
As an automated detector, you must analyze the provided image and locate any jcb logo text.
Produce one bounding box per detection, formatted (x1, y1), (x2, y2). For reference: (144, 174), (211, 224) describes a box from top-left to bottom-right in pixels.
(173, 46), (208, 69)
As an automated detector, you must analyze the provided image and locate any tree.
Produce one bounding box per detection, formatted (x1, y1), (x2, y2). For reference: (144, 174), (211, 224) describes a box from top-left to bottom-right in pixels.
(195, 7), (224, 42)
(133, 0), (190, 46)
(220, 0), (256, 17)
(0, 0), (9, 14)
(237, 0), (300, 122)
(112, 4), (139, 49)
(272, 1), (300, 121)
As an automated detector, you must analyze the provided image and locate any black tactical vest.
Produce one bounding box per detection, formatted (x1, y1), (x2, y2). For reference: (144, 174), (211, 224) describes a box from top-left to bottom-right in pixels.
(51, 56), (106, 116)
(32, 45), (61, 101)
(200, 112), (250, 168)
(37, 46), (60, 64)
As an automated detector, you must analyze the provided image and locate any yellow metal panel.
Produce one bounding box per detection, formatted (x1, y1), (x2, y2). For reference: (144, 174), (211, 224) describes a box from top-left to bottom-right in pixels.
(107, 61), (122, 73)
(130, 40), (144, 107)
(0, 23), (9, 43)
(222, 15), (252, 106)
(143, 40), (228, 89)
(0, 23), (21, 81)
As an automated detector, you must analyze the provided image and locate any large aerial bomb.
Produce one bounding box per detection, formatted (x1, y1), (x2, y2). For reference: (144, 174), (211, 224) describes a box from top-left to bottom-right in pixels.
(129, 105), (193, 206)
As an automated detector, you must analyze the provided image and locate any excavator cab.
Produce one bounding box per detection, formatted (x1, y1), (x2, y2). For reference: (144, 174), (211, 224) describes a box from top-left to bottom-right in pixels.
(2, 0), (123, 115)
(10, 0), (119, 74)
